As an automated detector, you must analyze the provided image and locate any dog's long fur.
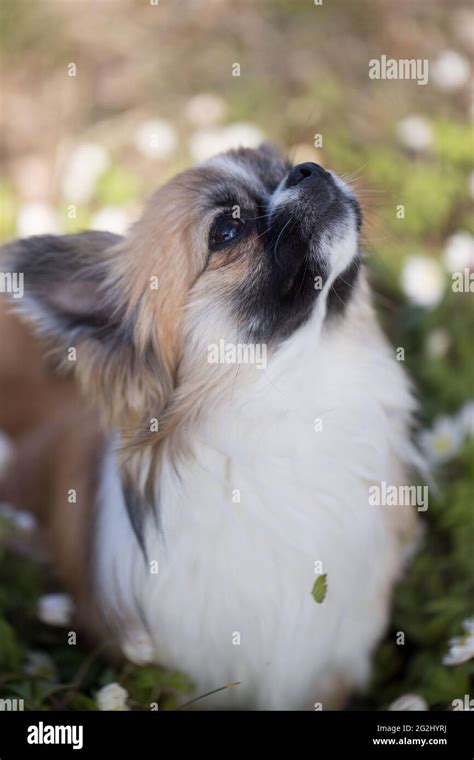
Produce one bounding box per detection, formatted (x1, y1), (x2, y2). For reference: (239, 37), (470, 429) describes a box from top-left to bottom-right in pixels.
(0, 145), (419, 709)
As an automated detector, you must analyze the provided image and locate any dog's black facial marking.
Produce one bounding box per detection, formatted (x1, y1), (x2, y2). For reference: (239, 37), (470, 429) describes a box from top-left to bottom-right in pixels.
(234, 213), (321, 343)
(220, 153), (363, 344)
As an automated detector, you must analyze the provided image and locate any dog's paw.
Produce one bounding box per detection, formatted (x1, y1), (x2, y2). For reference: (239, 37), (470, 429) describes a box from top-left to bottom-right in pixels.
(120, 628), (155, 666)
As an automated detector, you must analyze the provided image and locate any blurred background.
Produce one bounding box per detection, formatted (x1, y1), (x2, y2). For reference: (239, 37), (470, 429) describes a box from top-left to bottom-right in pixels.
(0, 0), (473, 711)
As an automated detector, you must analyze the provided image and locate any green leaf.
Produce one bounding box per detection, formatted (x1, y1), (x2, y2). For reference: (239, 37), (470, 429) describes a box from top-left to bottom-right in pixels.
(311, 574), (327, 604)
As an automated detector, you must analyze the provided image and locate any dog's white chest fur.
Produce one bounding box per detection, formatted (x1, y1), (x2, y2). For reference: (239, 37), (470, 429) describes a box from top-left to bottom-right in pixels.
(96, 293), (417, 710)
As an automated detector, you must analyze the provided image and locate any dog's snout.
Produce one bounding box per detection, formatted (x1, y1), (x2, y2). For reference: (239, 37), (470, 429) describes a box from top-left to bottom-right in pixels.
(286, 162), (331, 188)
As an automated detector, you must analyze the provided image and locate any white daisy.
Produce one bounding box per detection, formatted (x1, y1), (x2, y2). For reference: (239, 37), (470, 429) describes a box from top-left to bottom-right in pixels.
(38, 593), (74, 627)
(420, 415), (464, 464)
(134, 119), (178, 160)
(432, 50), (470, 91)
(397, 116), (433, 152)
(400, 256), (445, 308)
(16, 202), (59, 237)
(443, 232), (474, 273)
(61, 143), (110, 204)
(96, 683), (130, 711)
(443, 619), (474, 666)
(389, 694), (428, 711)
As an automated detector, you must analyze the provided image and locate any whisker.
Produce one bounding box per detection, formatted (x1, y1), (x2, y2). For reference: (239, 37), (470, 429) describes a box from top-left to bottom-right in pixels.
(273, 216), (295, 269)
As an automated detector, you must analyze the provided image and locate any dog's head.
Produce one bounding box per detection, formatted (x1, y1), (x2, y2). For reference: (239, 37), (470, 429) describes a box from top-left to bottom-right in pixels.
(1, 144), (362, 436)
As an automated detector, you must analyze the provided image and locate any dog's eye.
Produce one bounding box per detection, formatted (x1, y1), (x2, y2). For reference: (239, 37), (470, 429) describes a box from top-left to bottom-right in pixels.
(209, 214), (246, 250)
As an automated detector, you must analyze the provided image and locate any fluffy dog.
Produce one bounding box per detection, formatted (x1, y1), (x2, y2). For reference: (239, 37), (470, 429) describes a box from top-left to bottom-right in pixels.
(0, 144), (419, 709)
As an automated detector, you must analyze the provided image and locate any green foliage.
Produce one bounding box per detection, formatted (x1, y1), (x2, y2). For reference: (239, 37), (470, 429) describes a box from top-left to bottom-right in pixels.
(96, 166), (140, 206)
(433, 121), (474, 167)
(0, 182), (18, 240)
(363, 248), (474, 711)
(0, 548), (191, 710)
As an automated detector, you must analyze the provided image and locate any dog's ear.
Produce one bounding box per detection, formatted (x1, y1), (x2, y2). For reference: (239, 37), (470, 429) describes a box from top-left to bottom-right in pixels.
(0, 232), (173, 431)
(1, 232), (122, 337)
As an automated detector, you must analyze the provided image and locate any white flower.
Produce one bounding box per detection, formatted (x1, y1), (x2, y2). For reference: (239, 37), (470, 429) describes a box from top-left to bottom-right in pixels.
(389, 694), (428, 711)
(61, 143), (110, 204)
(424, 328), (450, 359)
(38, 593), (74, 627)
(96, 683), (129, 711)
(432, 50), (470, 91)
(184, 94), (226, 127)
(420, 415), (464, 464)
(24, 651), (57, 680)
(121, 630), (154, 666)
(0, 503), (36, 533)
(189, 123), (265, 162)
(397, 116), (433, 152)
(134, 119), (177, 160)
(443, 619), (474, 666)
(443, 232), (474, 273)
(457, 401), (474, 437)
(92, 206), (130, 235)
(400, 256), (445, 308)
(16, 202), (59, 237)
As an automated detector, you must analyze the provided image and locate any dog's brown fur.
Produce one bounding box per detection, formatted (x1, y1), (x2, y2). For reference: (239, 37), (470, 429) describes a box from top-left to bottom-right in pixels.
(0, 300), (107, 636)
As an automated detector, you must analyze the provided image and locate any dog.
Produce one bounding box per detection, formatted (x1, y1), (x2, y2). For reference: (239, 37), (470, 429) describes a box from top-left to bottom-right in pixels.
(0, 144), (420, 709)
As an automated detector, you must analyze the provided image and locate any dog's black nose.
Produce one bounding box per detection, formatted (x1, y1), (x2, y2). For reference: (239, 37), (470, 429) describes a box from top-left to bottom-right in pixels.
(286, 162), (331, 188)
